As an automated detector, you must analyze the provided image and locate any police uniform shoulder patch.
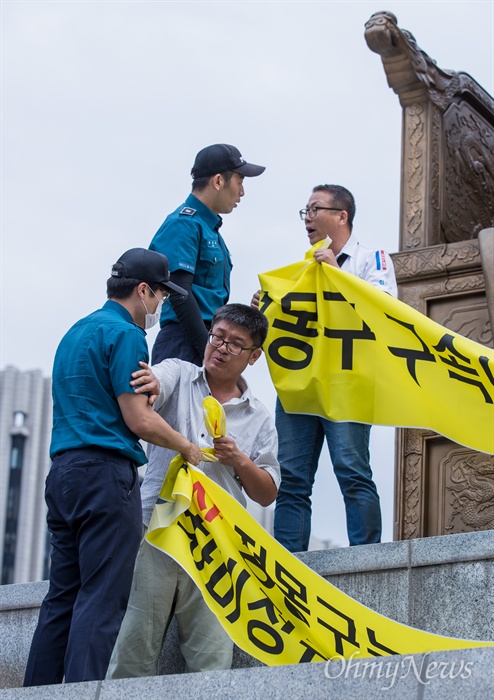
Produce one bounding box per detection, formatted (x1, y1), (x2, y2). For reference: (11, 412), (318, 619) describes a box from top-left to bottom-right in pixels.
(179, 207), (196, 216)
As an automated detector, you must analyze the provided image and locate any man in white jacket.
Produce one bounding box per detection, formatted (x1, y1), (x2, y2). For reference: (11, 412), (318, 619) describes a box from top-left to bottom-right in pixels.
(272, 184), (397, 551)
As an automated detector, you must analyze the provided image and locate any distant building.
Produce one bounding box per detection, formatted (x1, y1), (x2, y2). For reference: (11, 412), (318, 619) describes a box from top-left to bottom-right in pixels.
(0, 366), (52, 584)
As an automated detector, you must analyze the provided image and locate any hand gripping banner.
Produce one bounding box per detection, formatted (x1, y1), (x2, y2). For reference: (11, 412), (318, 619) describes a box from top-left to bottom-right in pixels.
(145, 399), (494, 666)
(258, 242), (494, 454)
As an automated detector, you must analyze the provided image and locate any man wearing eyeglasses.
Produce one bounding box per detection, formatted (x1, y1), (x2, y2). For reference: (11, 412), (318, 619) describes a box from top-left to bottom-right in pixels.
(149, 144), (265, 366)
(270, 184), (397, 552)
(106, 303), (280, 678)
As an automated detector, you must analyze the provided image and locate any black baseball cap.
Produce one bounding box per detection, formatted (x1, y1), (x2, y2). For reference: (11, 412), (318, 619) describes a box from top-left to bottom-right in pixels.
(111, 248), (188, 296)
(191, 144), (266, 179)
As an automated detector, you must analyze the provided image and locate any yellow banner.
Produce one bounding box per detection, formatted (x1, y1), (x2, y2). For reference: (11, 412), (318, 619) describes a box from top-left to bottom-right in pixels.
(146, 457), (494, 665)
(258, 244), (494, 454)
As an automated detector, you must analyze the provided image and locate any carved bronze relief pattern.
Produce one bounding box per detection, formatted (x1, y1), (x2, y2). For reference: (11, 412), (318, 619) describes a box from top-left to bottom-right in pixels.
(394, 245), (479, 280)
(444, 274), (486, 294)
(410, 281), (486, 331)
(459, 73), (494, 112)
(393, 240), (481, 281)
(393, 248), (446, 279)
(365, 11), (494, 542)
(405, 104), (425, 249)
(441, 302), (492, 346)
(401, 429), (424, 539)
(444, 451), (494, 533)
(398, 276), (484, 315)
(441, 241), (482, 267)
(364, 11), (459, 109)
(442, 102), (494, 243)
(398, 287), (424, 312)
(430, 105), (442, 245)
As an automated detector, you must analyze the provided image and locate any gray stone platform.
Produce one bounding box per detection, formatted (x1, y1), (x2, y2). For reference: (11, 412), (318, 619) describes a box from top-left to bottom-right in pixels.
(1, 531), (493, 695)
(2, 647), (494, 700)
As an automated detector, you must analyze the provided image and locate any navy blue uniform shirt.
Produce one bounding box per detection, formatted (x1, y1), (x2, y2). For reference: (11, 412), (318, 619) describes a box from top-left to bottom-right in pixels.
(149, 193), (232, 325)
(50, 300), (148, 465)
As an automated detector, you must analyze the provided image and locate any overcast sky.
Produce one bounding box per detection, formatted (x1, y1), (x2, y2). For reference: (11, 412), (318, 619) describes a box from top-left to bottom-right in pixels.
(2, 0), (493, 547)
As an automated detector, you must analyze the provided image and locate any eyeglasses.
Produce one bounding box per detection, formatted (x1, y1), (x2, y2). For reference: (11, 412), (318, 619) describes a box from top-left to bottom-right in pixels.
(147, 285), (170, 302)
(208, 333), (258, 356)
(299, 206), (343, 220)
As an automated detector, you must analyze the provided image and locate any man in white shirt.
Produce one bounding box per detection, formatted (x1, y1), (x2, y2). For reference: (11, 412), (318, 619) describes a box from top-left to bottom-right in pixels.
(107, 303), (280, 678)
(273, 184), (397, 551)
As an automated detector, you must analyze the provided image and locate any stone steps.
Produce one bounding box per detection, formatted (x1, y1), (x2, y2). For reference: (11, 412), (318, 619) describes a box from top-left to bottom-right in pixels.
(1, 530), (493, 696)
(2, 647), (494, 700)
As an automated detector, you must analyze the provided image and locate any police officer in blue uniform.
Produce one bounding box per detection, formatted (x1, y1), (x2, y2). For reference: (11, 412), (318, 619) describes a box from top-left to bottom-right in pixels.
(23, 248), (202, 686)
(150, 144), (265, 365)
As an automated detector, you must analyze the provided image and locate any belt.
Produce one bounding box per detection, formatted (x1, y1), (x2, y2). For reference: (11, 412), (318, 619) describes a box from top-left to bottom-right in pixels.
(53, 446), (131, 463)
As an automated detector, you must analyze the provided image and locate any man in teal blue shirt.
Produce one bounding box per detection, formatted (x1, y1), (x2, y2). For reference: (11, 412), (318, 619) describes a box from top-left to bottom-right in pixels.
(24, 248), (202, 687)
(150, 144), (265, 365)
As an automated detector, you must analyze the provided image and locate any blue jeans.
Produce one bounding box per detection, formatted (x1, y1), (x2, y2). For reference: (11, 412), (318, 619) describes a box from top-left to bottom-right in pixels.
(273, 399), (381, 550)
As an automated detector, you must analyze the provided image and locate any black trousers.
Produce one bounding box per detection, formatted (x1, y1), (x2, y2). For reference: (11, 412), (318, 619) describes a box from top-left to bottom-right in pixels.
(23, 447), (142, 685)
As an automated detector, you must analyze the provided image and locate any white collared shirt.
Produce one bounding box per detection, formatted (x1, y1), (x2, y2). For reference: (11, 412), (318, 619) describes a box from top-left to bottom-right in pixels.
(337, 233), (398, 297)
(140, 359), (280, 526)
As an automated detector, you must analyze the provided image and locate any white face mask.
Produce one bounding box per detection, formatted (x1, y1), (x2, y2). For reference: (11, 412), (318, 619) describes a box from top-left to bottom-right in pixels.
(141, 286), (164, 330)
